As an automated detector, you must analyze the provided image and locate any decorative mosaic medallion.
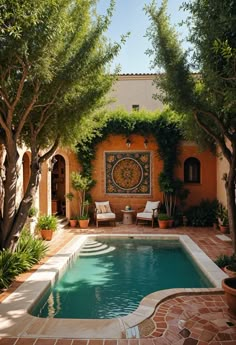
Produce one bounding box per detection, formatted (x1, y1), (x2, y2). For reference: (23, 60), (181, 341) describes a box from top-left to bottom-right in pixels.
(105, 152), (151, 194)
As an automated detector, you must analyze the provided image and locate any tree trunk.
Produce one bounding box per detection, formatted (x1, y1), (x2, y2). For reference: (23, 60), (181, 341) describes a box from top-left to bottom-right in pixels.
(0, 144), (42, 250)
(226, 146), (236, 254)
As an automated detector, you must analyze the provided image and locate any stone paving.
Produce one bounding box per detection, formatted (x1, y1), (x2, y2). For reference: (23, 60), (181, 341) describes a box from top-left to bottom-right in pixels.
(0, 224), (236, 345)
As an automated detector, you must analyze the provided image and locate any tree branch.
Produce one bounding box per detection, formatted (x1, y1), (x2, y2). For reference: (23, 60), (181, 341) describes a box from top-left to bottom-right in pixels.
(194, 111), (232, 163)
(0, 88), (11, 109)
(39, 135), (61, 163)
(197, 109), (233, 141)
(9, 57), (28, 122)
(14, 81), (40, 140)
(35, 85), (61, 136)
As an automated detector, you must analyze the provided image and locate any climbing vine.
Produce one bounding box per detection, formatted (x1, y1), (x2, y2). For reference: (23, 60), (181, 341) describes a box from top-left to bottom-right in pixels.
(76, 109), (182, 187)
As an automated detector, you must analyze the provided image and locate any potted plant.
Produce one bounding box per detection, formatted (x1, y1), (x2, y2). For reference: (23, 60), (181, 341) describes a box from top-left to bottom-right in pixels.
(65, 192), (78, 227)
(70, 172), (93, 229)
(217, 203), (229, 233)
(158, 213), (170, 229)
(222, 277), (236, 318)
(69, 215), (78, 228)
(37, 214), (57, 241)
(158, 173), (189, 227)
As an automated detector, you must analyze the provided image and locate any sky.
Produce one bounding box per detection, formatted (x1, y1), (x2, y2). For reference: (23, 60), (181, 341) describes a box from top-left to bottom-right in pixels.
(97, 0), (189, 74)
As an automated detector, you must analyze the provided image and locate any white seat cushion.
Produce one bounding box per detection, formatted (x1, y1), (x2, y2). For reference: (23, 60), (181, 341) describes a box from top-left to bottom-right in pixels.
(144, 201), (160, 213)
(96, 212), (116, 220)
(137, 212), (153, 220)
(95, 201), (112, 214)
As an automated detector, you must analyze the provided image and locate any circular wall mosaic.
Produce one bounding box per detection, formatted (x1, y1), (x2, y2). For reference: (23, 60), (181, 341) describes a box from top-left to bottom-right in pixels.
(105, 152), (151, 194)
(112, 158), (143, 190)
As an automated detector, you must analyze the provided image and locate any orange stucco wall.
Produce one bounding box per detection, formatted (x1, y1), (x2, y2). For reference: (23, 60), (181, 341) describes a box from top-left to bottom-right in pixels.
(175, 142), (217, 208)
(89, 135), (217, 221)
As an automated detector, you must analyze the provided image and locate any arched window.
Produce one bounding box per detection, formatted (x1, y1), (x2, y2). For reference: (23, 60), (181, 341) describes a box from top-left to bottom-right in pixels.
(184, 157), (200, 183)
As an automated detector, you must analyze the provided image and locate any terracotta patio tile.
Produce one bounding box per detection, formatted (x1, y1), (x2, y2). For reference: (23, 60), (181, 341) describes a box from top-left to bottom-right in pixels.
(117, 340), (128, 345)
(128, 340), (139, 345)
(139, 340), (154, 345)
(56, 340), (73, 345)
(216, 332), (233, 341)
(182, 338), (198, 345)
(104, 340), (117, 345)
(87, 341), (103, 345)
(0, 339), (17, 345)
(35, 339), (56, 345)
(72, 341), (88, 345)
(15, 339), (36, 345)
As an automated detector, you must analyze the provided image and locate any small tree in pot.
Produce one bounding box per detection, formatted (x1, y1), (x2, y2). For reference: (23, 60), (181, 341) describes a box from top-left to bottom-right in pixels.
(70, 172), (93, 228)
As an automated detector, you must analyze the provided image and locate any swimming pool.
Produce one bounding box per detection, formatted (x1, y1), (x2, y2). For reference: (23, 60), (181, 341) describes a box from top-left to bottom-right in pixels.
(31, 238), (212, 319)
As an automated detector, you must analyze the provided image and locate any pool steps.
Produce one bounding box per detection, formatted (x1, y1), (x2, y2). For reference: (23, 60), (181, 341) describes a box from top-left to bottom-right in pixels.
(79, 240), (116, 256)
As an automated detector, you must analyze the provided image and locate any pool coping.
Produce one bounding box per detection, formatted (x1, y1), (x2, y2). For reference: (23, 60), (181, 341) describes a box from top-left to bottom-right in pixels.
(0, 234), (228, 339)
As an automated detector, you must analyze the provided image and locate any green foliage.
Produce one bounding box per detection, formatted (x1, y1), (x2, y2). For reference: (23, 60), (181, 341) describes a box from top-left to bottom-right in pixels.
(0, 229), (48, 290)
(70, 172), (93, 218)
(66, 192), (74, 201)
(0, 249), (21, 289)
(217, 203), (229, 226)
(186, 199), (219, 227)
(37, 215), (57, 231)
(214, 254), (236, 269)
(28, 207), (38, 218)
(16, 228), (48, 264)
(158, 213), (170, 221)
(0, 0), (125, 250)
(145, 0), (236, 252)
(76, 109), (182, 199)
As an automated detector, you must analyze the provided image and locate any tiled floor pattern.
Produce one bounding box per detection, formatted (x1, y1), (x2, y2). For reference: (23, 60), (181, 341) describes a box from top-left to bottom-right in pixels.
(0, 224), (236, 344)
(139, 294), (236, 344)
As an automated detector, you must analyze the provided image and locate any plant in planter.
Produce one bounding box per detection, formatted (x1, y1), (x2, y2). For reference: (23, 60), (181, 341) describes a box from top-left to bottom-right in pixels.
(217, 203), (229, 233)
(158, 172), (189, 227)
(158, 213), (170, 229)
(70, 172), (93, 228)
(65, 193), (78, 227)
(214, 254), (236, 277)
(37, 214), (57, 241)
(222, 277), (236, 319)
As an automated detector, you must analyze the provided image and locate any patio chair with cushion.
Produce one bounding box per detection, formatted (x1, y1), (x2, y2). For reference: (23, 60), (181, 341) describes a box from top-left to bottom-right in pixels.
(94, 201), (116, 227)
(136, 201), (161, 228)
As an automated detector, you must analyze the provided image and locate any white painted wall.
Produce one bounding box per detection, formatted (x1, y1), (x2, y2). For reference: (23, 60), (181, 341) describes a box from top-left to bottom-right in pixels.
(108, 74), (163, 112)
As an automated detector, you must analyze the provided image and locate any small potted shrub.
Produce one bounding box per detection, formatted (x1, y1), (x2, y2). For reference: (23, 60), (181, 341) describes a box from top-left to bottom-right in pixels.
(158, 213), (170, 229)
(69, 215), (78, 228)
(70, 172), (93, 229)
(37, 214), (57, 241)
(217, 203), (229, 233)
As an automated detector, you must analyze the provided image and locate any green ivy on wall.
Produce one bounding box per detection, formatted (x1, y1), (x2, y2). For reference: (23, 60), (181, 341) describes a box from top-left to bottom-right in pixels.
(76, 108), (182, 187)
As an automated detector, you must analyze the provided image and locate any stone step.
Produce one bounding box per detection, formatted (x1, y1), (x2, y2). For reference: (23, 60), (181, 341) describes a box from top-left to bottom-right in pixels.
(80, 244), (108, 252)
(79, 246), (116, 256)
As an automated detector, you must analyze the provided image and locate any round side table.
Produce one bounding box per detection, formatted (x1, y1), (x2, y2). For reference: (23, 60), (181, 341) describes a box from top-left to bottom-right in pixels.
(121, 210), (135, 225)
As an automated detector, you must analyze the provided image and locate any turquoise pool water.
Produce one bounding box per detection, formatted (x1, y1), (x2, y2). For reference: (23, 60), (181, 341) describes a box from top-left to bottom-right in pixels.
(31, 239), (212, 319)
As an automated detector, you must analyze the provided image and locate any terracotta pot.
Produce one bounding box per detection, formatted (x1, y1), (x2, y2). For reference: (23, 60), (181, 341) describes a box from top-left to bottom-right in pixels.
(222, 277), (236, 319)
(69, 219), (78, 227)
(219, 225), (229, 234)
(224, 266), (236, 278)
(79, 219), (90, 229)
(41, 229), (53, 241)
(158, 220), (169, 229)
(168, 219), (174, 228)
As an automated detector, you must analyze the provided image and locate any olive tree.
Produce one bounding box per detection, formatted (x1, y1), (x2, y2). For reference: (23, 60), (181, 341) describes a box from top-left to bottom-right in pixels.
(145, 0), (236, 252)
(0, 0), (123, 249)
